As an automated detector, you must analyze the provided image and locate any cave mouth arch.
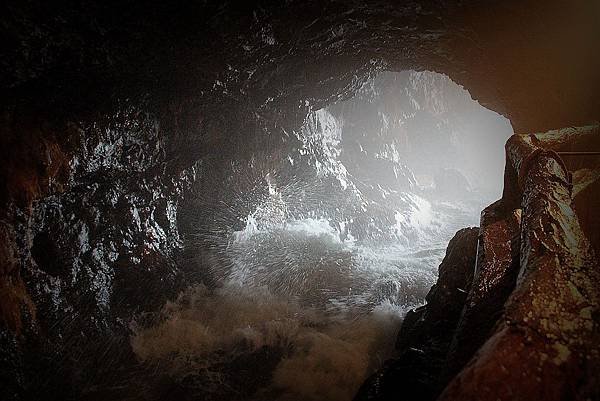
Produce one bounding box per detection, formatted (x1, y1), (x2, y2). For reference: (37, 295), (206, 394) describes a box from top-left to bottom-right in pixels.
(130, 70), (513, 401)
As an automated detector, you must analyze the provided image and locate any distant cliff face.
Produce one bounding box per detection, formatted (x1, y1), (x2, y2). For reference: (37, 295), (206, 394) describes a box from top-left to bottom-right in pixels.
(1, 1), (598, 400)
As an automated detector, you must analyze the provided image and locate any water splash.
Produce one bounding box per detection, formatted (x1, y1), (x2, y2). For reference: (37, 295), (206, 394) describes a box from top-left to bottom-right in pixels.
(129, 70), (504, 400)
(132, 283), (404, 401)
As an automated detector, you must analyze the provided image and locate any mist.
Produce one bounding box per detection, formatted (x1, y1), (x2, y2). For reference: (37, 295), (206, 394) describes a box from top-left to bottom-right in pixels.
(129, 71), (513, 401)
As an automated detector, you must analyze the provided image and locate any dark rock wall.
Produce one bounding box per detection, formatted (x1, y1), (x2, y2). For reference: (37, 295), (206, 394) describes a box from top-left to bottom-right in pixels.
(356, 127), (600, 401)
(441, 203), (521, 382)
(354, 227), (479, 401)
(2, 0), (598, 133)
(1, 105), (200, 399)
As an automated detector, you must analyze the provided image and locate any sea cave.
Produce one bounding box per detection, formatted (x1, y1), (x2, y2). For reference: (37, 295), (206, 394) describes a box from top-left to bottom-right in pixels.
(1, 1), (599, 401)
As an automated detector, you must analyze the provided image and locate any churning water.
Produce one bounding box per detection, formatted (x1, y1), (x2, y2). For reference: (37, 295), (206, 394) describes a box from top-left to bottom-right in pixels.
(130, 71), (511, 401)
(131, 187), (483, 401)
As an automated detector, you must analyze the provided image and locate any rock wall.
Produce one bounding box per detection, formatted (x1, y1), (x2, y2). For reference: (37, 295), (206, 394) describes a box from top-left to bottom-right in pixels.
(354, 227), (480, 401)
(0, 105), (202, 399)
(355, 126), (600, 401)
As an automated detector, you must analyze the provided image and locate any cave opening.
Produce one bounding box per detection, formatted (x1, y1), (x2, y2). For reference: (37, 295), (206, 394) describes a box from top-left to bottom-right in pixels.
(128, 70), (513, 401)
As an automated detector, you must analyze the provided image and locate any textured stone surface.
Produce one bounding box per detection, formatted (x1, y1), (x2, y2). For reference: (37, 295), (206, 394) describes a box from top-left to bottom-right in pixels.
(2, 1), (599, 133)
(357, 127), (599, 401)
(355, 227), (479, 401)
(0, 107), (200, 400)
(438, 139), (600, 401)
(442, 201), (521, 382)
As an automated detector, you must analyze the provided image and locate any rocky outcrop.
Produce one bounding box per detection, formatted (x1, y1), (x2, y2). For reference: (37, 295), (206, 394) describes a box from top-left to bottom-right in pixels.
(441, 202), (521, 382)
(354, 227), (479, 401)
(357, 126), (600, 401)
(0, 106), (200, 400)
(438, 131), (600, 401)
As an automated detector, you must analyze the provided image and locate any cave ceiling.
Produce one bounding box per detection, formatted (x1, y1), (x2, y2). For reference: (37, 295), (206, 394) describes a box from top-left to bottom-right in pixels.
(2, 0), (599, 134)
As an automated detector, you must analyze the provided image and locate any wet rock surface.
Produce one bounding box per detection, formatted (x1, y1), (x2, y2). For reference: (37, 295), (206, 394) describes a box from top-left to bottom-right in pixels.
(439, 144), (600, 401)
(3, 1), (599, 134)
(0, 107), (199, 400)
(354, 227), (479, 401)
(357, 128), (600, 401)
(441, 201), (521, 382)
